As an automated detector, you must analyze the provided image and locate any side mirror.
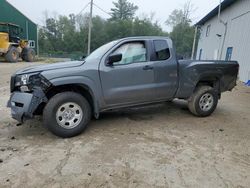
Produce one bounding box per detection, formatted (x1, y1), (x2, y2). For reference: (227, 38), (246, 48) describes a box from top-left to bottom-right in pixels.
(107, 53), (122, 65)
(82, 55), (86, 60)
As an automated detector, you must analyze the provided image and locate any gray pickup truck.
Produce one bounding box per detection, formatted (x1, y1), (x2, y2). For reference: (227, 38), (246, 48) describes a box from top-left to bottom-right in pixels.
(7, 37), (239, 137)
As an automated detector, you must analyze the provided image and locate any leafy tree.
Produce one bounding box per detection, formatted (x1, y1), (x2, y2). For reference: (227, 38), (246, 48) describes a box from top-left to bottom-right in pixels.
(38, 27), (54, 52)
(91, 16), (108, 51)
(38, 0), (168, 58)
(133, 17), (166, 36)
(170, 22), (194, 58)
(105, 19), (133, 40)
(166, 1), (195, 58)
(110, 0), (138, 20)
(166, 1), (193, 26)
(46, 18), (57, 35)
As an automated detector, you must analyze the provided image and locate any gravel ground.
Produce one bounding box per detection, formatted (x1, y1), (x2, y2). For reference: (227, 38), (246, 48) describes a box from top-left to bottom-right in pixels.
(0, 62), (249, 188)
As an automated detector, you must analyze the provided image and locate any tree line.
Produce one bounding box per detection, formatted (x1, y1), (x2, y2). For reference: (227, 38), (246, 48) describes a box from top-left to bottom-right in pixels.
(38, 0), (195, 59)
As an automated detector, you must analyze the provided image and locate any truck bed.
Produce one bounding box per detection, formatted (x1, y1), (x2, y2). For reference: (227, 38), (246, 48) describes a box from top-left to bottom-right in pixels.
(176, 60), (239, 99)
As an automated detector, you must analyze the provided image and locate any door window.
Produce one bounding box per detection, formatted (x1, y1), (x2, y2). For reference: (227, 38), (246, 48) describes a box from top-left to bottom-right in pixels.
(206, 24), (211, 37)
(112, 42), (146, 65)
(153, 40), (170, 61)
(225, 47), (233, 61)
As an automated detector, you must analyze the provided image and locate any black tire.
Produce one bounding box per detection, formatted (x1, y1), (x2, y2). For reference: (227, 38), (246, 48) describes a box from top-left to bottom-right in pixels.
(21, 48), (26, 61)
(43, 92), (91, 138)
(5, 47), (19, 62)
(188, 86), (218, 117)
(22, 48), (35, 62)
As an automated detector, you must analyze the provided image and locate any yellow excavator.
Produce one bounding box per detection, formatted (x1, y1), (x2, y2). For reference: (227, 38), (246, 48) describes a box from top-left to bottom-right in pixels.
(0, 22), (35, 62)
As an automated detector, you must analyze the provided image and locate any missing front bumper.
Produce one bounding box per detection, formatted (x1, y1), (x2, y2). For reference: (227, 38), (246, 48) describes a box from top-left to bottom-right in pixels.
(7, 88), (48, 123)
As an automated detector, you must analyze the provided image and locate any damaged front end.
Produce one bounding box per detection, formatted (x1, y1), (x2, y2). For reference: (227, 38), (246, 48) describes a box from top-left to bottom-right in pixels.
(7, 73), (51, 123)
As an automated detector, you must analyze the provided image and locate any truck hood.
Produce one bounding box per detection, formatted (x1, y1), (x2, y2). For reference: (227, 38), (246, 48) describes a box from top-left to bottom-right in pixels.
(15, 61), (85, 75)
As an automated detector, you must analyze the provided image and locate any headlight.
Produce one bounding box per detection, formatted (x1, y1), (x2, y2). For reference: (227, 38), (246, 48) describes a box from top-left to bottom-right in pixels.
(15, 74), (35, 87)
(21, 74), (29, 85)
(14, 73), (51, 92)
(15, 74), (29, 87)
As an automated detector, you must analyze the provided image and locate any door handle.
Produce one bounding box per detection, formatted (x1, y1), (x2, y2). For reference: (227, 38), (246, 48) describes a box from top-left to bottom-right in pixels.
(143, 65), (154, 70)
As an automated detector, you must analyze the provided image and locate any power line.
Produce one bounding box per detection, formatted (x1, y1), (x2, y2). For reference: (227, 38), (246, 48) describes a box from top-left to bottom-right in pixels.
(85, 1), (111, 54)
(93, 3), (112, 17)
(78, 2), (90, 15)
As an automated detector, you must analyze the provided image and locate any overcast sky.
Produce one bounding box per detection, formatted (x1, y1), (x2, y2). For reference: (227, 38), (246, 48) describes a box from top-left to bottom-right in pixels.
(7, 0), (219, 31)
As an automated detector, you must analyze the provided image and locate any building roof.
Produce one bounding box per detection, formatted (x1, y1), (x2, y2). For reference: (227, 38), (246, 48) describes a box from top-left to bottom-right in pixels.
(4, 0), (36, 25)
(196, 0), (237, 26)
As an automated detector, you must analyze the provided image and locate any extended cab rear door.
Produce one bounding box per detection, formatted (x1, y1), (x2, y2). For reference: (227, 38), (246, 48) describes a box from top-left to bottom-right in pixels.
(151, 39), (178, 100)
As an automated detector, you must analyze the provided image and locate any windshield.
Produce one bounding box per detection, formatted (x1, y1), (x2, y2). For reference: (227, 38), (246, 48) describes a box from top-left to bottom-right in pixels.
(85, 40), (118, 61)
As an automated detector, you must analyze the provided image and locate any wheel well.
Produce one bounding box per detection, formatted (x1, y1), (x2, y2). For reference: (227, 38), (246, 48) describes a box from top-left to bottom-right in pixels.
(196, 80), (216, 88)
(195, 78), (220, 91)
(35, 84), (94, 115)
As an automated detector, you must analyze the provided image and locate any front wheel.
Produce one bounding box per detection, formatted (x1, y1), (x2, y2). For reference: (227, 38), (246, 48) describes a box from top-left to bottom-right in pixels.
(5, 47), (19, 62)
(188, 86), (218, 117)
(43, 92), (91, 138)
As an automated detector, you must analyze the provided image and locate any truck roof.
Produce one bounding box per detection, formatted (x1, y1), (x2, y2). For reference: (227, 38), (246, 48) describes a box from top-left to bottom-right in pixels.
(118, 36), (170, 41)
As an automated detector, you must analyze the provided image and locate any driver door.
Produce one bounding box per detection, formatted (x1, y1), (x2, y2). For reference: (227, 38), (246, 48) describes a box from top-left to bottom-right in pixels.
(99, 40), (156, 107)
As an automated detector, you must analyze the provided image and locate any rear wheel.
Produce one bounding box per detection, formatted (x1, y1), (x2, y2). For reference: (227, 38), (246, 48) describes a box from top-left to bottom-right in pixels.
(188, 86), (218, 117)
(43, 92), (92, 138)
(5, 47), (19, 62)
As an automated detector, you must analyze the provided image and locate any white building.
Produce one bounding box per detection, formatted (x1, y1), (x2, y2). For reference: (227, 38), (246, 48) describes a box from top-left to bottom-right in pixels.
(196, 0), (250, 82)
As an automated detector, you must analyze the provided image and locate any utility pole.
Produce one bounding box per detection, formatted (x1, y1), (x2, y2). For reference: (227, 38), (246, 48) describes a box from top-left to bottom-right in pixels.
(191, 26), (198, 60)
(87, 0), (93, 55)
(37, 26), (39, 57)
(218, 0), (227, 60)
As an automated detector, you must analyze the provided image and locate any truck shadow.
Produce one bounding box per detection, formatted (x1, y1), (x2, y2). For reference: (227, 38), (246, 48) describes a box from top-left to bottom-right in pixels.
(98, 100), (189, 122)
(4, 100), (190, 139)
